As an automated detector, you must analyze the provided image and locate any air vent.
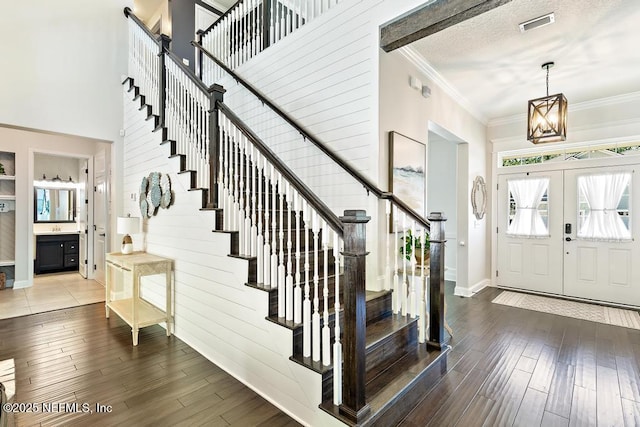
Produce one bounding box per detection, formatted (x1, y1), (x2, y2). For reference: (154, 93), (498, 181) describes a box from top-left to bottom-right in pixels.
(519, 13), (555, 33)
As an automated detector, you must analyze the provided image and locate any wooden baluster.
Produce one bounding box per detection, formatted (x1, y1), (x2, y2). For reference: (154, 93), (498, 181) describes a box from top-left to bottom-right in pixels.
(293, 190), (301, 324)
(256, 150), (264, 284)
(401, 212), (408, 316)
(332, 233), (342, 405)
(302, 199), (311, 358)
(385, 200), (391, 291)
(410, 220), (417, 318)
(277, 173), (286, 318)
(322, 222), (330, 366)
(392, 205), (399, 313)
(270, 167), (278, 289)
(262, 159), (271, 286)
(285, 181), (294, 321)
(312, 211), (321, 362)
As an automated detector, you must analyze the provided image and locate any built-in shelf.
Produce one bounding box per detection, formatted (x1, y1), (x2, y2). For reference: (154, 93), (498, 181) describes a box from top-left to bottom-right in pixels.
(0, 260), (15, 267)
(0, 175), (16, 181)
(0, 195), (16, 200)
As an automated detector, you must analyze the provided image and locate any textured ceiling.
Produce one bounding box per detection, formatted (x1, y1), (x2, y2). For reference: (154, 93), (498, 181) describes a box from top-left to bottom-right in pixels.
(409, 0), (640, 122)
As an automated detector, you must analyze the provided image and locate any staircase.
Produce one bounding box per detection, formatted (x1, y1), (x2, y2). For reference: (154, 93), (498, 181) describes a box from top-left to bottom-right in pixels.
(123, 5), (450, 426)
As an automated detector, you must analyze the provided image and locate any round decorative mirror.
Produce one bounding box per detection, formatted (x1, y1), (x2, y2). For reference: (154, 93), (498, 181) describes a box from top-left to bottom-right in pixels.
(471, 176), (487, 220)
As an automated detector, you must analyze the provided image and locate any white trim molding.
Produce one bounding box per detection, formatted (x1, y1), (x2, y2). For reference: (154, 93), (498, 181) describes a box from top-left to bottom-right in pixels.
(454, 278), (490, 297)
(398, 46), (487, 125)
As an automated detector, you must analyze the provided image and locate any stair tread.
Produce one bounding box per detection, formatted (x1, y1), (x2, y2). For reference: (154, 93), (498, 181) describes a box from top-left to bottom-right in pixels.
(366, 313), (415, 350)
(319, 345), (449, 426)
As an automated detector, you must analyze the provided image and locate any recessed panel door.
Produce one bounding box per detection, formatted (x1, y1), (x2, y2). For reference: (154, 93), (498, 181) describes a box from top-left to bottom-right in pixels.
(497, 171), (564, 294)
(563, 166), (640, 306)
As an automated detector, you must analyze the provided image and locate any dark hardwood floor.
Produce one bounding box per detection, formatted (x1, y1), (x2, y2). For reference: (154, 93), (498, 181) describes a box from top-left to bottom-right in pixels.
(401, 283), (640, 427)
(3, 284), (640, 426)
(0, 304), (301, 427)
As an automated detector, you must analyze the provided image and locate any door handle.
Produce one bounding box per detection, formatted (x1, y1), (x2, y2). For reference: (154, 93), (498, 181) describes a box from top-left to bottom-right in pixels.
(565, 237), (572, 242)
(99, 233), (106, 237)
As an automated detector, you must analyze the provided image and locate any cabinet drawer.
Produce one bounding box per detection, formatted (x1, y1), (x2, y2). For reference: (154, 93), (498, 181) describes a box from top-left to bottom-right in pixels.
(64, 241), (78, 254)
(64, 254), (79, 268)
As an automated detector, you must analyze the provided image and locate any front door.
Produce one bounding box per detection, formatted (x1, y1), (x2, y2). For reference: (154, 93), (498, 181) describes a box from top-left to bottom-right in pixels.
(563, 166), (640, 306)
(497, 171), (564, 295)
(498, 165), (640, 306)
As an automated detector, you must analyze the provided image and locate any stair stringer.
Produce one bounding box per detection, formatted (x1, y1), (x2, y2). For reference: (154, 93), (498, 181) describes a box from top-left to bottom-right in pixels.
(122, 83), (345, 426)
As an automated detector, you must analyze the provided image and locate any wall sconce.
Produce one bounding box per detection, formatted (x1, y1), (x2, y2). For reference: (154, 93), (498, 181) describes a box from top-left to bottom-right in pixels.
(527, 61), (568, 144)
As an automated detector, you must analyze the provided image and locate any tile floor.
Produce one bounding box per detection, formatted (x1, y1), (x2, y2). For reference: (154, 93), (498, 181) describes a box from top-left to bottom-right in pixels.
(0, 272), (104, 320)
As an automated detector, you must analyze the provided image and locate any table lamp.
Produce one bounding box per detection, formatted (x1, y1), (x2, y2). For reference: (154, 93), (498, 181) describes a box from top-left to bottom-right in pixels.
(117, 216), (140, 254)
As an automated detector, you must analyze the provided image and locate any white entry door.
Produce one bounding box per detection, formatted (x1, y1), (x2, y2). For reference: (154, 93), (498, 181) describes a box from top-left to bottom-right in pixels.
(563, 166), (640, 306)
(497, 171), (564, 294)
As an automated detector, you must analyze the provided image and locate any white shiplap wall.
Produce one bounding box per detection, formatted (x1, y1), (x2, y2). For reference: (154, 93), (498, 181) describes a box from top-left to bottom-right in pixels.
(121, 87), (340, 426)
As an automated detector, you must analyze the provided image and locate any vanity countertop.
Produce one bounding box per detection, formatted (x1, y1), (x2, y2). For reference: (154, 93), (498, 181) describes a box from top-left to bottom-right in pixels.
(34, 231), (81, 236)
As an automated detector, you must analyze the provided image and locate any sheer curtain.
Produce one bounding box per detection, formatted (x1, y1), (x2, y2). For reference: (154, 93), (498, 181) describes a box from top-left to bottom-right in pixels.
(507, 178), (550, 237)
(578, 172), (631, 241)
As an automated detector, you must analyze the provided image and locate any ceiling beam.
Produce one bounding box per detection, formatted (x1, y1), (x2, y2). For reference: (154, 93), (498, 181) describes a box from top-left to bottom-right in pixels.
(380, 0), (513, 52)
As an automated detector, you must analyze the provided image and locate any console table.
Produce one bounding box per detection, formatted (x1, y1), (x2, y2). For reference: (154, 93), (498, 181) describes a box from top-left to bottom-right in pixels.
(105, 252), (173, 346)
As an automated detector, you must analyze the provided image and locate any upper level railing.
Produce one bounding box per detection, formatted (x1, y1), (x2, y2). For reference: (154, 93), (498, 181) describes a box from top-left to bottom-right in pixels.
(197, 0), (344, 74)
(124, 7), (447, 423)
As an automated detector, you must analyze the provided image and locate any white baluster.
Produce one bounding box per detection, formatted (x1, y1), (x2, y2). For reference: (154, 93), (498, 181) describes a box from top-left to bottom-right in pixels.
(244, 138), (252, 254)
(293, 190), (302, 324)
(263, 159), (271, 286)
(401, 213), (408, 316)
(302, 199), (311, 358)
(277, 173), (286, 318)
(322, 222), (331, 366)
(332, 232), (342, 405)
(285, 181), (294, 322)
(410, 220), (417, 318)
(418, 228), (427, 343)
(393, 205), (400, 313)
(312, 211), (321, 362)
(231, 124), (239, 231)
(249, 144), (257, 257)
(271, 168), (279, 290)
(256, 150), (265, 284)
(385, 200), (391, 291)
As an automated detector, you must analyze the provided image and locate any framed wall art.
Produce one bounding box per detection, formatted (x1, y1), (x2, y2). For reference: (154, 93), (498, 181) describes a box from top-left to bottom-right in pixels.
(389, 131), (426, 228)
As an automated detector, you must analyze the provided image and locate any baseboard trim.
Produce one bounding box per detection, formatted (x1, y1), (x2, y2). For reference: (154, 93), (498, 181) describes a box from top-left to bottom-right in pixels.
(454, 279), (490, 297)
(445, 267), (457, 282)
(12, 280), (31, 289)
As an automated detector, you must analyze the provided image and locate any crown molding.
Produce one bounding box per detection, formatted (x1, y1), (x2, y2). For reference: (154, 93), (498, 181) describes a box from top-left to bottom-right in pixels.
(398, 46), (488, 125)
(488, 91), (640, 128)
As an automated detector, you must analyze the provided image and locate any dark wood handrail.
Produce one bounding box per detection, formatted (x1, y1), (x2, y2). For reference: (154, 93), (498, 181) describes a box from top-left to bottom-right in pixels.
(193, 41), (430, 231)
(217, 101), (345, 235)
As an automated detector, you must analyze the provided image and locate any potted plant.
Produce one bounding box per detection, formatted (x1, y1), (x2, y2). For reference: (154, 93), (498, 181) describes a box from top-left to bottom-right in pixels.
(399, 229), (430, 265)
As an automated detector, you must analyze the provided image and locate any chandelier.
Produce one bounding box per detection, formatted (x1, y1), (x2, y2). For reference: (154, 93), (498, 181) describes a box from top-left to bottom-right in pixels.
(527, 61), (568, 144)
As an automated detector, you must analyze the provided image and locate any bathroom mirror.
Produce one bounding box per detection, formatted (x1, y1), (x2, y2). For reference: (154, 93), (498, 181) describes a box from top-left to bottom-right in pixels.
(34, 187), (76, 222)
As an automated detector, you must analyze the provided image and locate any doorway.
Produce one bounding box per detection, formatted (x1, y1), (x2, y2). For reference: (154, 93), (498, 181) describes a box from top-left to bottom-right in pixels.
(497, 164), (640, 306)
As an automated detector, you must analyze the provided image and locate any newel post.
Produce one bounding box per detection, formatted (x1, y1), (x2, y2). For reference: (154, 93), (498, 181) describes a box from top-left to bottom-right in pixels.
(339, 210), (371, 422)
(427, 212), (447, 350)
(157, 34), (171, 129)
(207, 84), (226, 209)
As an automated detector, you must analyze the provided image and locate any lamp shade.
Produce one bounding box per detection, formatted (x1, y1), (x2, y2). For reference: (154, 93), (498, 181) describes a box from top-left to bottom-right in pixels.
(117, 216), (140, 254)
(117, 216), (140, 235)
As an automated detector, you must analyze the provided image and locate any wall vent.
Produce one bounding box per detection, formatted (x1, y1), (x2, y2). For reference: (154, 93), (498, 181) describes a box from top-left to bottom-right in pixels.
(519, 13), (555, 33)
